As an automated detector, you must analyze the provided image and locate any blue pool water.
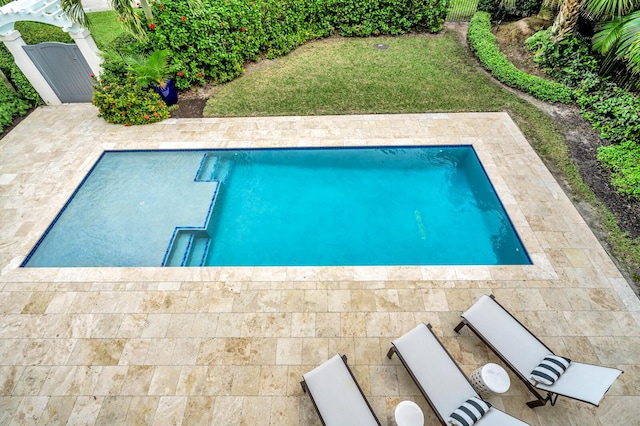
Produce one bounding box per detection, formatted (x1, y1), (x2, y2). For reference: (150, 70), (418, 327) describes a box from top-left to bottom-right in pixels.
(23, 147), (530, 267)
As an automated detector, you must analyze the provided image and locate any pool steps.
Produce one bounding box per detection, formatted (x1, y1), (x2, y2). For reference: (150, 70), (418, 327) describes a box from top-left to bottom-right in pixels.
(162, 154), (230, 267)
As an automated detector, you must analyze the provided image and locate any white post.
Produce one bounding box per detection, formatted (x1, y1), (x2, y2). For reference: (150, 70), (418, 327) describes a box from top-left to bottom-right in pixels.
(0, 29), (61, 105)
(69, 28), (102, 76)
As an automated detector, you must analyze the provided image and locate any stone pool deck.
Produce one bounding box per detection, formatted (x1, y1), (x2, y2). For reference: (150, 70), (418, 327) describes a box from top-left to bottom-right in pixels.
(0, 104), (638, 425)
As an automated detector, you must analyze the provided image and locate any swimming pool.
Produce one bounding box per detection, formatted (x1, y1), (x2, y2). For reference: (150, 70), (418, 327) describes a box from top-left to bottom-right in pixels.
(22, 147), (530, 267)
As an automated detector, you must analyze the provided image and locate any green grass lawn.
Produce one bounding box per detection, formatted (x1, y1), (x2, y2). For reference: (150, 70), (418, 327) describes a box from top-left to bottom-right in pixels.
(86, 11), (124, 49)
(14, 10), (123, 49)
(204, 31), (557, 120)
(205, 32), (515, 116)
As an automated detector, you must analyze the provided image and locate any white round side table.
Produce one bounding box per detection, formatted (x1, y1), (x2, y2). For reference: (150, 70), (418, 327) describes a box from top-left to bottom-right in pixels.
(392, 400), (424, 426)
(470, 362), (511, 396)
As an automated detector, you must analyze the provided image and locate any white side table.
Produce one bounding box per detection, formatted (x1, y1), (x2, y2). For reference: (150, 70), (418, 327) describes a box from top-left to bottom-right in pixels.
(470, 363), (511, 396)
(391, 400), (424, 426)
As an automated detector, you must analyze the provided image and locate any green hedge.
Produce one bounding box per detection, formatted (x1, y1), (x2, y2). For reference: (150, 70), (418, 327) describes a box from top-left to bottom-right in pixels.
(467, 11), (572, 103)
(124, 0), (449, 90)
(0, 46), (42, 134)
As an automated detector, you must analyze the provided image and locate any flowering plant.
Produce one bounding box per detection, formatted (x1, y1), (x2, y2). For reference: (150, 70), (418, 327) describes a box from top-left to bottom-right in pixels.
(91, 74), (176, 126)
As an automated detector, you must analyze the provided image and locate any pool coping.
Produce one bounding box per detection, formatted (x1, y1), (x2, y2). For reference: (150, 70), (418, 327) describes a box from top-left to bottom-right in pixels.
(2, 109), (567, 285)
(1, 107), (637, 311)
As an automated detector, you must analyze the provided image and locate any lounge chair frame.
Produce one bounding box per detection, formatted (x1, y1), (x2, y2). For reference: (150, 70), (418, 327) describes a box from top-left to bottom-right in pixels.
(387, 323), (476, 425)
(454, 294), (621, 408)
(300, 354), (381, 426)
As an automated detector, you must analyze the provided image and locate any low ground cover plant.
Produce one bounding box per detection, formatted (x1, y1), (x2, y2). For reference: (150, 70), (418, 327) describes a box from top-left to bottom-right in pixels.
(598, 141), (640, 199)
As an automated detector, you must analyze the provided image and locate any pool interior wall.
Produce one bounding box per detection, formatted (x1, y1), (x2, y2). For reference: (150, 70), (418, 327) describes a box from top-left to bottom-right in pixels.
(22, 146), (531, 268)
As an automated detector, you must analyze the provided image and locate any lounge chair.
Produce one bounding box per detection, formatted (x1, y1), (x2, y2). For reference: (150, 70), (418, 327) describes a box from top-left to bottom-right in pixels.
(454, 294), (623, 408)
(301, 354), (381, 426)
(388, 323), (530, 425)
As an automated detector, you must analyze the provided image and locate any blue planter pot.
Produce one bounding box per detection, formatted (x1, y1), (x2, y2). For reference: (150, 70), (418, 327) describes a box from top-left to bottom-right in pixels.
(153, 79), (178, 106)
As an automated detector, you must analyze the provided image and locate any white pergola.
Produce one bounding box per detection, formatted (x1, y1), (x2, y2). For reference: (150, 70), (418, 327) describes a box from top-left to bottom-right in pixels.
(0, 0), (101, 104)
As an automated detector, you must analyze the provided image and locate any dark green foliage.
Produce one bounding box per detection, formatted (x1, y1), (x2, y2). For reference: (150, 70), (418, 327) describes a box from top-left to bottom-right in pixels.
(525, 29), (599, 87)
(0, 46), (42, 134)
(0, 81), (32, 133)
(576, 82), (640, 145)
(477, 0), (542, 18)
(467, 12), (573, 102)
(326, 0), (448, 36)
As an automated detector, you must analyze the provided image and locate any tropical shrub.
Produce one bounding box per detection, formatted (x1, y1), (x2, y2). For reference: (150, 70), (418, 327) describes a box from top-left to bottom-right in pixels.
(576, 82), (640, 144)
(598, 141), (640, 199)
(525, 27), (640, 197)
(91, 74), (175, 125)
(477, 0), (543, 19)
(467, 12), (572, 102)
(525, 29), (599, 87)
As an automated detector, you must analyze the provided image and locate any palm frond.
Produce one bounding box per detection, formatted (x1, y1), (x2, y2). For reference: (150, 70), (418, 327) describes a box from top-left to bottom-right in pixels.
(585, 0), (639, 20)
(594, 16), (628, 53)
(594, 11), (640, 81)
(60, 0), (89, 28)
(110, 0), (148, 41)
(628, 36), (640, 75)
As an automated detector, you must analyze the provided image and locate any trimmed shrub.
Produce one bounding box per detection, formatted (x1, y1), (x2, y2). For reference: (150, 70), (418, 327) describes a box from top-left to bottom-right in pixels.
(467, 12), (572, 103)
(91, 74), (175, 126)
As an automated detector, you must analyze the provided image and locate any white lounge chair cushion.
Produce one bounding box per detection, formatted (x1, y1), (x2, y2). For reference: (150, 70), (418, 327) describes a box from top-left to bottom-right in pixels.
(447, 397), (491, 426)
(535, 362), (623, 406)
(462, 295), (623, 406)
(302, 354), (378, 426)
(392, 324), (530, 426)
(392, 324), (477, 419)
(529, 355), (571, 385)
(461, 295), (549, 380)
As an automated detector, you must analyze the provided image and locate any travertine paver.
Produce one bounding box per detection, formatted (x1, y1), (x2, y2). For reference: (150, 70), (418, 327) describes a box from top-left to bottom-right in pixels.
(0, 104), (639, 425)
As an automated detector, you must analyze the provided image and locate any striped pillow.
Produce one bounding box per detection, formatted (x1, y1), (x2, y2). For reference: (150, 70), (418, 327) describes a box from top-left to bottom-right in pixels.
(530, 355), (571, 386)
(447, 396), (492, 426)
